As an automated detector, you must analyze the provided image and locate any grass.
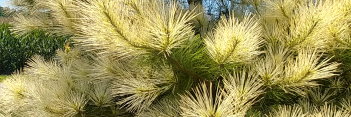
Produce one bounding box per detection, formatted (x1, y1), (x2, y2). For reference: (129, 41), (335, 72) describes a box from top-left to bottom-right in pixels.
(0, 75), (8, 82)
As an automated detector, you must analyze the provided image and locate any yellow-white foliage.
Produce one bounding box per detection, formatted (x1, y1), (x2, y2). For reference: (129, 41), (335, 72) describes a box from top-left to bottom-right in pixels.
(91, 56), (129, 81)
(180, 83), (243, 117)
(319, 0), (351, 48)
(89, 55), (169, 112)
(0, 75), (33, 116)
(36, 0), (77, 35)
(33, 83), (88, 117)
(91, 54), (178, 112)
(262, 21), (288, 44)
(11, 0), (78, 35)
(222, 70), (264, 113)
(268, 105), (306, 117)
(12, 0), (36, 7)
(75, 0), (196, 59)
(286, 5), (325, 49)
(255, 46), (288, 86)
(205, 15), (262, 65)
(256, 47), (339, 95)
(75, 0), (142, 58)
(340, 95), (351, 112)
(269, 104), (351, 117)
(263, 0), (325, 49)
(0, 57), (88, 117)
(12, 13), (51, 35)
(263, 0), (306, 21)
(310, 105), (351, 117)
(55, 49), (82, 65)
(24, 56), (89, 117)
(283, 50), (339, 88)
(262, 0), (351, 50)
(24, 56), (66, 81)
(180, 70), (263, 117)
(0, 53), (119, 116)
(137, 1), (197, 54)
(89, 81), (113, 107)
(138, 99), (181, 117)
(112, 65), (176, 112)
(7, 0), (351, 116)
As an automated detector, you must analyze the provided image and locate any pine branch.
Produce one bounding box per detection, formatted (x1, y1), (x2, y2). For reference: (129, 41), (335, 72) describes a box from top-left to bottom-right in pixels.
(165, 54), (204, 82)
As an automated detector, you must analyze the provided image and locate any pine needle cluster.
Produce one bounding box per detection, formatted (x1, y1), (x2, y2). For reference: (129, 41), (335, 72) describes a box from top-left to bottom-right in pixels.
(3, 0), (351, 116)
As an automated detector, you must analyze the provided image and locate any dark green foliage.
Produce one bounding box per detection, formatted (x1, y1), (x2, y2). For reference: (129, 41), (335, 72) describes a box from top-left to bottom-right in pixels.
(331, 49), (351, 80)
(171, 35), (218, 80)
(0, 7), (5, 17)
(84, 105), (132, 117)
(0, 23), (69, 74)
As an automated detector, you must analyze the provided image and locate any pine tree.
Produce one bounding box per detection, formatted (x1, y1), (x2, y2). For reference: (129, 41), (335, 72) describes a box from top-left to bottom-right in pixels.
(2, 0), (351, 116)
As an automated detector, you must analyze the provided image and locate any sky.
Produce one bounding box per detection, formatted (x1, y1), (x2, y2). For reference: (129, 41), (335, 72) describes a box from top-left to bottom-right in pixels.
(0, 0), (11, 8)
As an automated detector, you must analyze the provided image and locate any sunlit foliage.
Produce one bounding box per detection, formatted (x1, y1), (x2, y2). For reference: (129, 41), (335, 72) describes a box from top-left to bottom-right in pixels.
(3, 0), (351, 116)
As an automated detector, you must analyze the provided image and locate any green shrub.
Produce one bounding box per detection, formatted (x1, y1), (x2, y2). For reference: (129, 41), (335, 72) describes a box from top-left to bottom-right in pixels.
(0, 23), (68, 74)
